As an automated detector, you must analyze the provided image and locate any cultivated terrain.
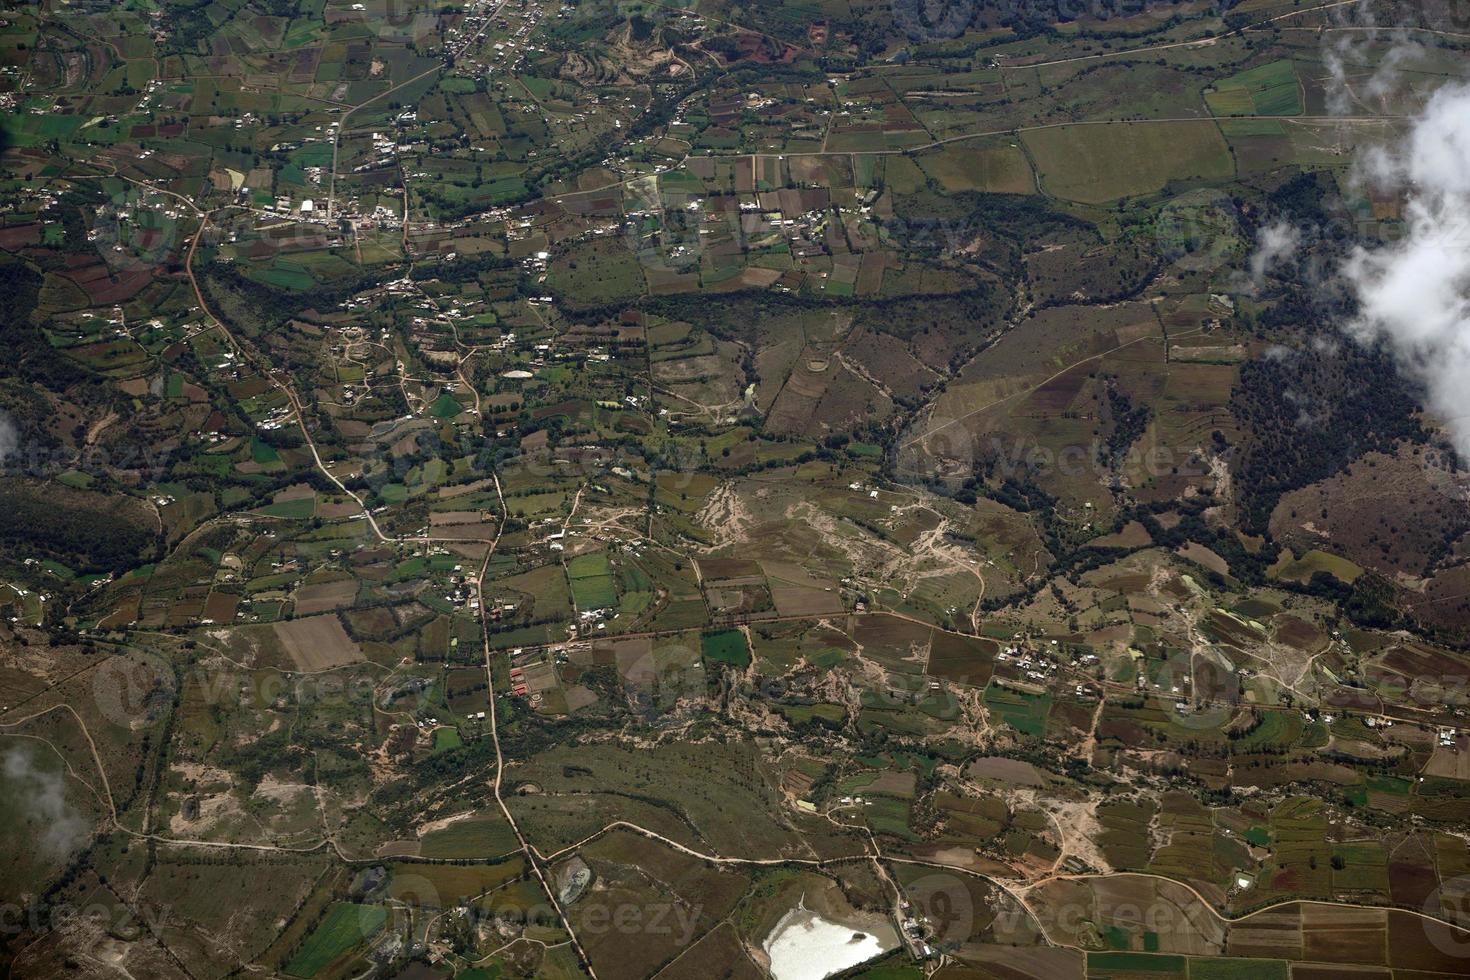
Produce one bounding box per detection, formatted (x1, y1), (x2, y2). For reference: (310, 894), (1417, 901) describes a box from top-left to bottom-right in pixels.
(4, 0), (1470, 977)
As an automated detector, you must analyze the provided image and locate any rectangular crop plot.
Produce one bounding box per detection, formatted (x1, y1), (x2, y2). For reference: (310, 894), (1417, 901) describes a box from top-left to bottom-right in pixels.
(292, 579), (358, 616)
(1086, 951), (1185, 975)
(983, 683), (1052, 736)
(927, 630), (998, 687)
(272, 614), (364, 670)
(567, 550), (617, 611)
(701, 628), (750, 666)
(1188, 958), (1288, 980)
(1206, 60), (1303, 117)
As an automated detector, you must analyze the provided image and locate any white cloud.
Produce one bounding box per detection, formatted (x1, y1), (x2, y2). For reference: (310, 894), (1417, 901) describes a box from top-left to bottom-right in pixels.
(1249, 220), (1301, 286)
(1320, 2), (1422, 115)
(2, 746), (90, 858)
(1341, 81), (1470, 456)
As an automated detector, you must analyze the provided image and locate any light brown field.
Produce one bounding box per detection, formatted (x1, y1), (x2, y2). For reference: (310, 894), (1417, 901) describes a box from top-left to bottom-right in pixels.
(293, 579), (358, 616)
(966, 756), (1045, 787)
(272, 614), (364, 670)
(1423, 740), (1470, 780)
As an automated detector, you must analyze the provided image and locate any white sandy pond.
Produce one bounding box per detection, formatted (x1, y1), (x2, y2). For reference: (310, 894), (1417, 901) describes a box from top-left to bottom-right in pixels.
(762, 905), (899, 980)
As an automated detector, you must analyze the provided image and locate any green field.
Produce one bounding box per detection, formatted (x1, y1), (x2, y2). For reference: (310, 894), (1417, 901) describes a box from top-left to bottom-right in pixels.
(284, 903), (387, 978)
(778, 702), (846, 725)
(701, 628), (750, 667)
(258, 497), (315, 519)
(982, 684), (1052, 736)
(430, 390), (463, 418)
(567, 550), (618, 611)
(421, 815), (520, 859)
(1189, 957), (1288, 980)
(1232, 711), (1302, 752)
(1087, 951), (1185, 976)
(255, 266), (316, 291)
(1206, 60), (1302, 117)
(434, 727), (464, 752)
(914, 143), (1034, 195)
(250, 437), (282, 465)
(1269, 548), (1364, 585)
(1023, 122), (1234, 203)
(808, 647), (846, 668)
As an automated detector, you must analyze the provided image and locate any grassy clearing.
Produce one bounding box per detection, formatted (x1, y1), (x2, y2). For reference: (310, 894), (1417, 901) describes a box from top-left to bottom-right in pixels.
(420, 815), (520, 859)
(1232, 711), (1302, 753)
(433, 727), (463, 752)
(915, 143), (1034, 194)
(778, 702), (846, 725)
(1023, 122), (1233, 203)
(1269, 548), (1363, 585)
